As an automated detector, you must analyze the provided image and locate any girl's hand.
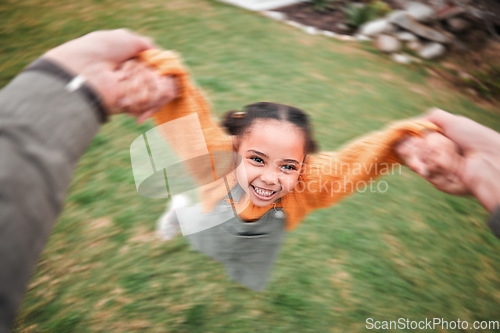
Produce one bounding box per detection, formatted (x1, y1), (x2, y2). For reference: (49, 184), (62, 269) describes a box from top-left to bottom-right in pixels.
(396, 131), (470, 196)
(114, 59), (178, 123)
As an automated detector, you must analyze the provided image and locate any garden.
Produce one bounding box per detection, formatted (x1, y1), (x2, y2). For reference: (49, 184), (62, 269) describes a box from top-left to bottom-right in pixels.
(274, 0), (500, 102)
(1, 0), (499, 332)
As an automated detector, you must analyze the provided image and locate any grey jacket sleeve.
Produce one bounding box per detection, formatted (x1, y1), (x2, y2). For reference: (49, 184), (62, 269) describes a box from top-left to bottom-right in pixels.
(0, 60), (102, 332)
(488, 206), (500, 239)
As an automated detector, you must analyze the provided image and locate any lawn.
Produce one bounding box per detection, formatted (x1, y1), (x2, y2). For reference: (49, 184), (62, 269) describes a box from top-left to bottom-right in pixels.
(1, 0), (500, 332)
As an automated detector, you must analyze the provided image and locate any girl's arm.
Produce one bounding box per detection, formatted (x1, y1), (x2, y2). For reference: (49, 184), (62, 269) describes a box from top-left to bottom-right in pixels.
(137, 50), (233, 188)
(285, 120), (440, 224)
(139, 49), (232, 152)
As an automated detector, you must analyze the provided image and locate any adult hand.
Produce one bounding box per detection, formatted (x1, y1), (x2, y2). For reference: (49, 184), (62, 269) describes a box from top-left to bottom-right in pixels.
(397, 108), (500, 213)
(42, 29), (177, 117)
(115, 59), (178, 123)
(396, 131), (469, 196)
(425, 108), (500, 213)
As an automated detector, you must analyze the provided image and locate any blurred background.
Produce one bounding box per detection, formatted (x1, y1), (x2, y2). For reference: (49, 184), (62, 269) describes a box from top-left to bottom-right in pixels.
(1, 0), (499, 332)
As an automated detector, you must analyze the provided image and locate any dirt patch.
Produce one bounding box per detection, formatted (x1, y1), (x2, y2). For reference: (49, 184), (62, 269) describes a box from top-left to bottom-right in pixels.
(330, 270), (352, 300)
(164, 0), (214, 12)
(426, 65), (500, 112)
(129, 230), (157, 243)
(276, 1), (402, 34)
(324, 40), (379, 58)
(278, 2), (349, 34)
(427, 40), (500, 108)
(275, 2), (500, 107)
(410, 85), (430, 96)
(88, 217), (112, 230)
(310, 71), (332, 82)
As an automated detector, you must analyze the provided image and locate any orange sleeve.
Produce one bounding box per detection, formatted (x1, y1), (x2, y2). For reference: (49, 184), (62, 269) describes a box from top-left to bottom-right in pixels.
(138, 49), (232, 154)
(137, 50), (233, 193)
(281, 119), (440, 230)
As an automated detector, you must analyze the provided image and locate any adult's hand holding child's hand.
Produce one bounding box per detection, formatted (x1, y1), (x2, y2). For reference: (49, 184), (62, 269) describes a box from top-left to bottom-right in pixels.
(115, 59), (178, 123)
(425, 108), (500, 213)
(396, 130), (469, 196)
(42, 29), (178, 121)
(396, 108), (500, 213)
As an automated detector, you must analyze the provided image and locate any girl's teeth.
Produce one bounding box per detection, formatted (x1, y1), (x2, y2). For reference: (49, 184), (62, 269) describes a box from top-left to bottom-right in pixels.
(255, 186), (273, 197)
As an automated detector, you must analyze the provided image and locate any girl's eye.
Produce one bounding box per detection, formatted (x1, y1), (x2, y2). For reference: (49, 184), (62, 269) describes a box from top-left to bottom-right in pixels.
(250, 156), (264, 164)
(281, 164), (297, 172)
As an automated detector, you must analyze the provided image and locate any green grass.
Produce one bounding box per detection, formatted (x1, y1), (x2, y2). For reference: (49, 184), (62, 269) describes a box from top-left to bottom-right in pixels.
(2, 0), (500, 332)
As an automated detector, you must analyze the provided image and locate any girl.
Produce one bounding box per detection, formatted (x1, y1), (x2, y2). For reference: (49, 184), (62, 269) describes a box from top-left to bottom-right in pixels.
(157, 102), (320, 291)
(134, 50), (460, 291)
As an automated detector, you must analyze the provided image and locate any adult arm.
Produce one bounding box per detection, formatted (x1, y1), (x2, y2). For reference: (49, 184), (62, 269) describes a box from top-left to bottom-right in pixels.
(0, 29), (176, 332)
(0, 61), (103, 333)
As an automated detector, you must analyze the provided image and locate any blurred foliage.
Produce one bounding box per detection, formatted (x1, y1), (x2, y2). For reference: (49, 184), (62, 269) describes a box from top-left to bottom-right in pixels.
(467, 66), (500, 100)
(425, 40), (500, 104)
(343, 3), (377, 29)
(368, 0), (392, 17)
(343, 1), (391, 29)
(309, 0), (340, 12)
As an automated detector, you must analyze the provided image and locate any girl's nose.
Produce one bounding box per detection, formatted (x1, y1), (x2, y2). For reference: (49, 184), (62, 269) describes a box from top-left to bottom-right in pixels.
(260, 168), (279, 185)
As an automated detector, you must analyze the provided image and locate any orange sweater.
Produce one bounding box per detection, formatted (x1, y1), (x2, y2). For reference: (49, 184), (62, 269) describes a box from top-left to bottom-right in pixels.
(139, 49), (439, 231)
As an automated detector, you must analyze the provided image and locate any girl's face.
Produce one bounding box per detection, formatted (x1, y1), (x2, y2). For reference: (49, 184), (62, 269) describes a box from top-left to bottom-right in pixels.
(235, 119), (306, 207)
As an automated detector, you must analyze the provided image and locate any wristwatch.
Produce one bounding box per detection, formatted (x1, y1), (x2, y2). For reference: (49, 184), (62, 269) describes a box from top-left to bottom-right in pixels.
(23, 58), (108, 123)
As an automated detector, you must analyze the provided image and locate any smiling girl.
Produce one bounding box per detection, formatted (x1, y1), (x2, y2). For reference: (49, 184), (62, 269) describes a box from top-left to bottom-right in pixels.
(156, 102), (319, 291)
(137, 50), (445, 290)
(224, 102), (317, 208)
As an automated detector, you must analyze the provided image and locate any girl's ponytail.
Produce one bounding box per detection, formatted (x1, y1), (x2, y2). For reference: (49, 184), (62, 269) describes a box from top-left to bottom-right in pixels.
(221, 110), (248, 136)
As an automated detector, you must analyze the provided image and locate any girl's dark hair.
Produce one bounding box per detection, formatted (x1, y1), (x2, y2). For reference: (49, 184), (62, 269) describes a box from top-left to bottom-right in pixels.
(221, 102), (318, 154)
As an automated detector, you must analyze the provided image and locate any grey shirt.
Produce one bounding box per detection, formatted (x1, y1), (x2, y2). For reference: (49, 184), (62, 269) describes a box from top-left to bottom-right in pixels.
(183, 186), (287, 291)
